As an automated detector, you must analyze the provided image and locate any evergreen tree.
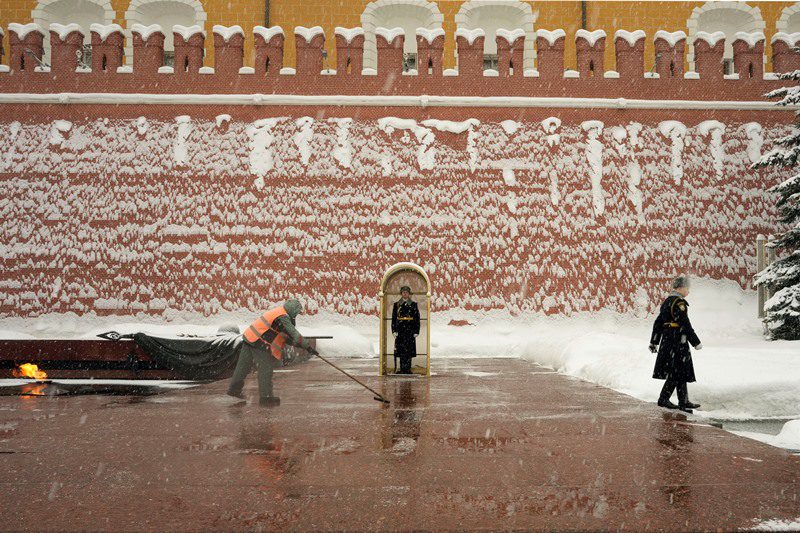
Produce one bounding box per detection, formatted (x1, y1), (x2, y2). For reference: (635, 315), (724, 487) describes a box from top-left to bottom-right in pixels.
(753, 54), (800, 340)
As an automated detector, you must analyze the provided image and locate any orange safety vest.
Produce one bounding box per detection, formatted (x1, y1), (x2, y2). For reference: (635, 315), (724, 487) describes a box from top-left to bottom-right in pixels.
(243, 306), (289, 360)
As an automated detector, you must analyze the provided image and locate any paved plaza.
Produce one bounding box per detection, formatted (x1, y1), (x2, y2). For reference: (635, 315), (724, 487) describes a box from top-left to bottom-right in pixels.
(1, 357), (798, 530)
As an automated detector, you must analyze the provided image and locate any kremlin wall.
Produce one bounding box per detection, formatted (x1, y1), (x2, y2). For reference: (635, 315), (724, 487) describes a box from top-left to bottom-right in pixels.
(0, 22), (796, 317)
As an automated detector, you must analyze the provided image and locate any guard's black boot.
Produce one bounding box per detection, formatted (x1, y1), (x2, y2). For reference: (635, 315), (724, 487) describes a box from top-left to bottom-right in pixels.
(678, 404), (694, 413)
(259, 396), (280, 407)
(227, 390), (245, 400)
(657, 399), (679, 409)
(682, 401), (701, 409)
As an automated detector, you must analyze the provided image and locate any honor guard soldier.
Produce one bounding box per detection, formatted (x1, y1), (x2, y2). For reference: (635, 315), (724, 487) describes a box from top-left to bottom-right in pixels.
(649, 276), (703, 413)
(392, 286), (421, 374)
(228, 299), (317, 406)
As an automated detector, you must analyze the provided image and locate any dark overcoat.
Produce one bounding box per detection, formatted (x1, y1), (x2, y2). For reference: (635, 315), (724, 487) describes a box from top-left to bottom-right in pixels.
(392, 299), (420, 359)
(650, 294), (701, 382)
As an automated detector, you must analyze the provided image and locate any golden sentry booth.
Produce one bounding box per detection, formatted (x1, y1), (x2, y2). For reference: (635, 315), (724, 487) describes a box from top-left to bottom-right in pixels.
(379, 262), (431, 376)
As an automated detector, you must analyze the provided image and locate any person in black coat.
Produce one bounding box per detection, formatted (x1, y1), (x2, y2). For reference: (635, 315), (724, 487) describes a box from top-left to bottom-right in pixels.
(649, 276), (703, 413)
(392, 286), (420, 374)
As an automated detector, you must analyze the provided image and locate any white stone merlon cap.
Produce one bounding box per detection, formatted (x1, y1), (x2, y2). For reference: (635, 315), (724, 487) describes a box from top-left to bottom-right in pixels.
(294, 26), (324, 43)
(49, 23), (84, 40)
(455, 28), (485, 45)
(173, 25), (206, 40)
(213, 25), (244, 42)
(536, 29), (566, 46)
(335, 27), (364, 44)
(376, 27), (404, 42)
(694, 31), (725, 48)
(772, 31), (800, 45)
(575, 29), (606, 46)
(90, 23), (123, 42)
(614, 30), (645, 46)
(416, 27), (444, 44)
(8, 23), (44, 39)
(733, 31), (765, 48)
(654, 30), (686, 46)
(253, 26), (284, 41)
(131, 23), (164, 41)
(496, 28), (525, 44)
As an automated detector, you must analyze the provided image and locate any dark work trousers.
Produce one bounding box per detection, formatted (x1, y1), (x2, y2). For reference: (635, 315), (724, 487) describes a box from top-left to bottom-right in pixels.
(659, 379), (689, 405)
(228, 342), (280, 400)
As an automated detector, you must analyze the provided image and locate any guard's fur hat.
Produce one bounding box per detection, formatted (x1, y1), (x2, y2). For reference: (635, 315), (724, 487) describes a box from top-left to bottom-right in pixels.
(672, 276), (690, 290)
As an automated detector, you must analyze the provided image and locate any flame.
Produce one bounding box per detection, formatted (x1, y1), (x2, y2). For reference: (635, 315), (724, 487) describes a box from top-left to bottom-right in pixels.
(12, 363), (48, 380)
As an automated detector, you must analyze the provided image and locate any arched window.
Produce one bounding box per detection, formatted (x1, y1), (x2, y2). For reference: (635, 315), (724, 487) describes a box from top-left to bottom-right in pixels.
(776, 2), (800, 34)
(455, 0), (535, 71)
(124, 0), (206, 65)
(687, 1), (765, 73)
(32, 0), (115, 64)
(361, 0), (443, 71)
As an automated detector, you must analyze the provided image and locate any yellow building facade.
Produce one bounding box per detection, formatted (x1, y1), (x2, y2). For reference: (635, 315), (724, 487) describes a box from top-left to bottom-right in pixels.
(1, 1), (798, 71)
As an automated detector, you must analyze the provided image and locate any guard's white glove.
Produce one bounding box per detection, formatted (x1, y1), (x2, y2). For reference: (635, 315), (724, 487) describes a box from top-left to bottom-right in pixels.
(414, 334), (418, 338)
(648, 344), (657, 354)
(695, 343), (703, 350)
(392, 332), (398, 337)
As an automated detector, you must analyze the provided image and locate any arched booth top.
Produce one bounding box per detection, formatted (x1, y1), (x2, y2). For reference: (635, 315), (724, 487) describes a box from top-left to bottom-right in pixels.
(379, 261), (431, 296)
(379, 262), (431, 376)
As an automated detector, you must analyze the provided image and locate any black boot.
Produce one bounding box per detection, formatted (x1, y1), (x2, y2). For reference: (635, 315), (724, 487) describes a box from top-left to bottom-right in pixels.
(658, 380), (678, 409)
(227, 390), (245, 400)
(259, 396), (280, 407)
(676, 382), (698, 411)
(658, 399), (679, 409)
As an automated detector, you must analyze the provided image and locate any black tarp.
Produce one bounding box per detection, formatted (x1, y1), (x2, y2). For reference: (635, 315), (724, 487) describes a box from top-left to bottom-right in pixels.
(131, 333), (242, 380)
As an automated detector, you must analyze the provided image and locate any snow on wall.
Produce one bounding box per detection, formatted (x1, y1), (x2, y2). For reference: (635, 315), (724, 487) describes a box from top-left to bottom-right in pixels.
(0, 114), (789, 318)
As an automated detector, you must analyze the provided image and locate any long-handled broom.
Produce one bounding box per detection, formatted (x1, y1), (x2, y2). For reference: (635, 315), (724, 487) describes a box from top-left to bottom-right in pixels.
(312, 351), (390, 404)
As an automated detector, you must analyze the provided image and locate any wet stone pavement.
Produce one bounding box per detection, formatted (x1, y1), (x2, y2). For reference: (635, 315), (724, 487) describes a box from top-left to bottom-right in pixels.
(1, 357), (798, 531)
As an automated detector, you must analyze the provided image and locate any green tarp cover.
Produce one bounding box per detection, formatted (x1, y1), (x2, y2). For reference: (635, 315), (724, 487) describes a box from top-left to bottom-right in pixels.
(132, 333), (242, 380)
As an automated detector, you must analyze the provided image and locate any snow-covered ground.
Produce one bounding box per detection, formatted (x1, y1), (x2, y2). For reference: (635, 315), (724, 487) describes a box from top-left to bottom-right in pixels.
(1, 278), (798, 450)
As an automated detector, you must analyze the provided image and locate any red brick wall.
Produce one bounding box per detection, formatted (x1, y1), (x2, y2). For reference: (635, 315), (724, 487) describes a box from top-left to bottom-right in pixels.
(0, 26), (795, 318)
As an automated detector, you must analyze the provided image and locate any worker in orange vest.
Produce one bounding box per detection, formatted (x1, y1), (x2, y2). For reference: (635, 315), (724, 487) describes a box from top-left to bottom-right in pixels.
(227, 299), (317, 406)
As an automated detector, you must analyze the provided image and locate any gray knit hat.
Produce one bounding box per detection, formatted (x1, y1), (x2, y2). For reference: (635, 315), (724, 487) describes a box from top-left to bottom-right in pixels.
(672, 276), (690, 290)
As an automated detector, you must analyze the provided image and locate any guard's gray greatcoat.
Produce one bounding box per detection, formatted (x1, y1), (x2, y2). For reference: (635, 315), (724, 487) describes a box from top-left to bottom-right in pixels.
(650, 293), (701, 383)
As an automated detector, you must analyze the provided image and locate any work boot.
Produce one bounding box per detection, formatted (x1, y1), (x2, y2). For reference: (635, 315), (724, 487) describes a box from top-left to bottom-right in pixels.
(657, 399), (679, 410)
(259, 396), (280, 407)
